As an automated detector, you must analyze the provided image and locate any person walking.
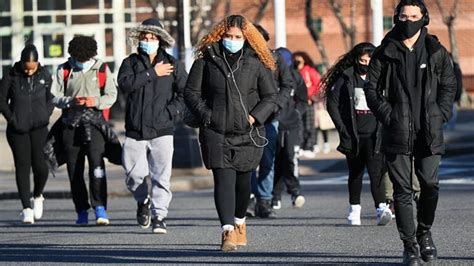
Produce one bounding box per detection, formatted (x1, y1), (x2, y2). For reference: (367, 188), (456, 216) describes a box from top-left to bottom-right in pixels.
(52, 36), (117, 226)
(118, 18), (187, 234)
(293, 51), (328, 156)
(0, 44), (54, 224)
(246, 24), (293, 219)
(184, 15), (277, 251)
(364, 0), (456, 264)
(324, 42), (392, 226)
(271, 47), (308, 210)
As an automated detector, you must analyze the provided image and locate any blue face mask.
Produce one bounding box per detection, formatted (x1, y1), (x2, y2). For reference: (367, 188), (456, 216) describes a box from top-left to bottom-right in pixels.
(139, 41), (159, 55)
(222, 38), (244, 54)
(73, 58), (94, 71)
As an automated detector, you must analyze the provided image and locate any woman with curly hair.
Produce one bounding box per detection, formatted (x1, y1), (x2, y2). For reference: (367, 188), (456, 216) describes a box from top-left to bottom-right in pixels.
(323, 42), (392, 226)
(184, 14), (277, 251)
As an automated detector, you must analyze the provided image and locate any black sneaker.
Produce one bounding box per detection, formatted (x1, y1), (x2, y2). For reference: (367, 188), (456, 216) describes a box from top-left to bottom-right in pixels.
(136, 198), (151, 229)
(403, 242), (421, 266)
(152, 217), (167, 234)
(246, 195), (256, 217)
(271, 197), (281, 210)
(417, 230), (437, 262)
(255, 199), (276, 219)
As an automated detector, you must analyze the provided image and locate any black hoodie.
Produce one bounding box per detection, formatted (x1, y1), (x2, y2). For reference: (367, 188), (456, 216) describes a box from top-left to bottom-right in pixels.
(0, 62), (54, 133)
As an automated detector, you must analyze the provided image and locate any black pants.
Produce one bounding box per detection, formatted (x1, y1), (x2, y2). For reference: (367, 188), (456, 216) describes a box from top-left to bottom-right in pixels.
(273, 129), (301, 200)
(386, 138), (441, 243)
(6, 126), (49, 209)
(315, 128), (329, 144)
(301, 104), (316, 150)
(346, 136), (386, 209)
(63, 125), (107, 212)
(212, 168), (251, 226)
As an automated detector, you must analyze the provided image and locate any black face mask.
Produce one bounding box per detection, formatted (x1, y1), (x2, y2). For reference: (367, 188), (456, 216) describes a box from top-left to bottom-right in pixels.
(355, 63), (369, 75)
(396, 19), (424, 39)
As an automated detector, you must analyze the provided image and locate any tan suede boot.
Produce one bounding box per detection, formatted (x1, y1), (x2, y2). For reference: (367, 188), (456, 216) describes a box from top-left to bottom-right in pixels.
(235, 223), (247, 246)
(221, 230), (237, 251)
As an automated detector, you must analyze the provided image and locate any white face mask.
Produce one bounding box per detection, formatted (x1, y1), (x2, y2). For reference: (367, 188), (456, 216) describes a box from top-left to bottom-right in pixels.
(139, 40), (160, 55)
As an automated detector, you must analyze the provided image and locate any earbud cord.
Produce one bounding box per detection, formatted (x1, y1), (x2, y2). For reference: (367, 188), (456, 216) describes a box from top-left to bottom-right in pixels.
(223, 50), (268, 148)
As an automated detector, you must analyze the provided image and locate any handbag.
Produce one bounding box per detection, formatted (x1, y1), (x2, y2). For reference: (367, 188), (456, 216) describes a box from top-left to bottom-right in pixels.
(317, 109), (335, 130)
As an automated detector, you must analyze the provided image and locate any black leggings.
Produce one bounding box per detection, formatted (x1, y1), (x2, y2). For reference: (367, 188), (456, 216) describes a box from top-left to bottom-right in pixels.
(347, 136), (386, 209)
(212, 168), (251, 226)
(6, 126), (49, 209)
(315, 128), (329, 144)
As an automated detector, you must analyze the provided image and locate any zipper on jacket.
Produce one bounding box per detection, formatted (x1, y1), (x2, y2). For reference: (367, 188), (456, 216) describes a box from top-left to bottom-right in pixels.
(28, 76), (34, 127)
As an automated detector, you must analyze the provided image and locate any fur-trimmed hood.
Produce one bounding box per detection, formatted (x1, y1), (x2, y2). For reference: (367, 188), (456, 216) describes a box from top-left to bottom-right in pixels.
(128, 18), (175, 48)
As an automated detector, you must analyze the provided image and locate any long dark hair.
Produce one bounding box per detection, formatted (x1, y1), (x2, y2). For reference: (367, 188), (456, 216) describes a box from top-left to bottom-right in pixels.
(320, 42), (375, 99)
(293, 51), (316, 69)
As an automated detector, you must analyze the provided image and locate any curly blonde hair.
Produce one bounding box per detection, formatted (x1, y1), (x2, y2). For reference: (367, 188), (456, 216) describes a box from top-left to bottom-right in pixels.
(195, 15), (275, 70)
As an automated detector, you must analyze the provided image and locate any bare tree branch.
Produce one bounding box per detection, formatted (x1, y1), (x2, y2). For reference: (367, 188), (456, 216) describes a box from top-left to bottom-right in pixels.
(224, 0), (231, 15)
(435, 0), (460, 63)
(253, 0), (271, 24)
(329, 0), (356, 51)
(305, 0), (330, 70)
(349, 0), (356, 48)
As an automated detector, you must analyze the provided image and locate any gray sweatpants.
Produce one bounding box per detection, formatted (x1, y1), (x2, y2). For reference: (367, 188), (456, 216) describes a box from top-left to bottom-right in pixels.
(123, 135), (174, 219)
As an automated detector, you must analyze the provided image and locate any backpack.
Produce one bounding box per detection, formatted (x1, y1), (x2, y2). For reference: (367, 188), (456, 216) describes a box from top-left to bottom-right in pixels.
(63, 62), (110, 121)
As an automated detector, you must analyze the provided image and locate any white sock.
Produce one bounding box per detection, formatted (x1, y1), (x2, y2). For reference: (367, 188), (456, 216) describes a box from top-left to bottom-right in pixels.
(222, 224), (234, 232)
(234, 217), (246, 225)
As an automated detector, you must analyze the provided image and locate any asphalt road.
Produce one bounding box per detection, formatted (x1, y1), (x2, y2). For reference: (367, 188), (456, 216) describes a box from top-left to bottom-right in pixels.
(1, 154), (473, 265)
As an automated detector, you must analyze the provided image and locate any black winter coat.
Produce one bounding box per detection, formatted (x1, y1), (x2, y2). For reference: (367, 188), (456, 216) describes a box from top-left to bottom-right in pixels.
(364, 30), (457, 155)
(327, 67), (381, 156)
(184, 43), (278, 171)
(117, 49), (187, 140)
(0, 62), (54, 133)
(278, 68), (308, 131)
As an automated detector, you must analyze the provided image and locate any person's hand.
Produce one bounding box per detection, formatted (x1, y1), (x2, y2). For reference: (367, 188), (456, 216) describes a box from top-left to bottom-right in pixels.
(75, 96), (95, 107)
(248, 115), (256, 126)
(154, 61), (173, 76)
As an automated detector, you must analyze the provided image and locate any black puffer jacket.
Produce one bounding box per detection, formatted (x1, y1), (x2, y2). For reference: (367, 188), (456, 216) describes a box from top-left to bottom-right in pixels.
(278, 68), (308, 131)
(0, 62), (54, 133)
(184, 43), (277, 171)
(327, 67), (382, 156)
(117, 49), (187, 140)
(364, 30), (457, 155)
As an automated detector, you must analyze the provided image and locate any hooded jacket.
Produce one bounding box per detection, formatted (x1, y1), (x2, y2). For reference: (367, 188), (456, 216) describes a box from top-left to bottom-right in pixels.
(118, 49), (187, 140)
(364, 28), (457, 155)
(0, 62), (54, 133)
(184, 43), (277, 171)
(327, 66), (382, 156)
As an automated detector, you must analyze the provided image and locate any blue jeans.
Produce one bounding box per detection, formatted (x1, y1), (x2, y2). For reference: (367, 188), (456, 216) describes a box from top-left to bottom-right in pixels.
(251, 120), (279, 200)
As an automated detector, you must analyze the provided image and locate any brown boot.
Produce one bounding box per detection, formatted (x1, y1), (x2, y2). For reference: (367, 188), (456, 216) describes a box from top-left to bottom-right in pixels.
(235, 223), (247, 246)
(221, 230), (237, 251)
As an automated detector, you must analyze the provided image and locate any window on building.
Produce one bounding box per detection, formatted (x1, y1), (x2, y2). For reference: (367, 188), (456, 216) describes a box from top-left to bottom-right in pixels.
(383, 16), (394, 30)
(310, 17), (323, 33)
(24, 16), (33, 26)
(38, 0), (66, 10)
(1, 36), (12, 60)
(72, 0), (99, 9)
(23, 0), (33, 11)
(43, 34), (65, 58)
(0, 16), (11, 27)
(0, 1), (10, 12)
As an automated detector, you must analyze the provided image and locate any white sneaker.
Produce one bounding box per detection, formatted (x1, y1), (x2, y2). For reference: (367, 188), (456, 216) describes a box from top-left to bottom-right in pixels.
(323, 143), (330, 154)
(313, 145), (321, 154)
(347, 204), (361, 225)
(21, 208), (35, 224)
(292, 194), (305, 208)
(32, 195), (44, 220)
(376, 203), (392, 226)
(302, 150), (316, 158)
